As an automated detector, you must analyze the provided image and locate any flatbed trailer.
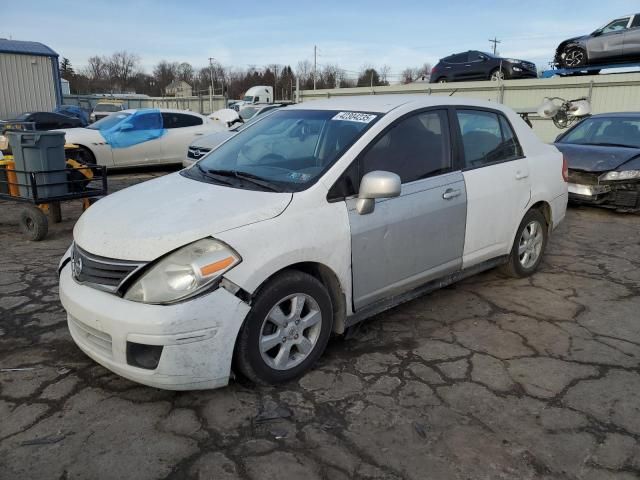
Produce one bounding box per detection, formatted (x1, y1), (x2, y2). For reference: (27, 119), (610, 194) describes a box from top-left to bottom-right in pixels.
(541, 61), (640, 78)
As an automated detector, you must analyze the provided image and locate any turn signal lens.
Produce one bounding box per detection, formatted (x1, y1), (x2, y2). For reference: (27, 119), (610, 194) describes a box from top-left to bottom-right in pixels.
(562, 155), (569, 182)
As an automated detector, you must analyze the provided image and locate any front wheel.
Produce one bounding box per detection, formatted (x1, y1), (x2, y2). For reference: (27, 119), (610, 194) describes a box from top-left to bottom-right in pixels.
(562, 47), (587, 68)
(500, 209), (548, 278)
(490, 68), (506, 81)
(234, 271), (333, 385)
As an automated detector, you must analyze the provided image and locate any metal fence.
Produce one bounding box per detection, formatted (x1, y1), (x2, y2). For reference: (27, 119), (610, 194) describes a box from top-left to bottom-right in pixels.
(62, 94), (227, 116)
(299, 73), (640, 142)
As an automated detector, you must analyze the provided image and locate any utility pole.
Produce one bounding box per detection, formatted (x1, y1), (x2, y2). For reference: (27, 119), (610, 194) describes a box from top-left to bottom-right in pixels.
(313, 45), (317, 90)
(274, 65), (278, 101)
(208, 57), (215, 113)
(488, 37), (501, 55)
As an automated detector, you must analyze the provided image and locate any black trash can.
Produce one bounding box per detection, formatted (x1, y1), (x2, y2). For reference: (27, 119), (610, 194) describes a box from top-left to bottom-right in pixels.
(6, 131), (67, 199)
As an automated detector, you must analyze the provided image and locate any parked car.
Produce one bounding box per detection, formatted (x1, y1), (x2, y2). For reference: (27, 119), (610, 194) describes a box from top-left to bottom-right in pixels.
(9, 111), (83, 130)
(90, 101), (125, 123)
(239, 103), (287, 121)
(554, 113), (640, 211)
(54, 105), (90, 126)
(430, 51), (537, 83)
(57, 109), (225, 168)
(554, 14), (640, 68)
(58, 96), (567, 390)
(184, 107), (283, 168)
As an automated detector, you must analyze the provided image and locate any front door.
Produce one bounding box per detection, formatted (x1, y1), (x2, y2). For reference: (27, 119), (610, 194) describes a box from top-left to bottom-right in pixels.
(347, 109), (467, 310)
(455, 108), (531, 267)
(110, 111), (164, 167)
(587, 16), (630, 61)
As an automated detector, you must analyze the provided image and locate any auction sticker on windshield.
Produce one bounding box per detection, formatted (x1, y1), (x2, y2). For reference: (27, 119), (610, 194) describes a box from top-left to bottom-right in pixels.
(332, 112), (377, 123)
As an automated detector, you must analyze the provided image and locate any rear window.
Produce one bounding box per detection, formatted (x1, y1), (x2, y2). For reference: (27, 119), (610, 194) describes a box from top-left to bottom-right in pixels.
(161, 113), (203, 128)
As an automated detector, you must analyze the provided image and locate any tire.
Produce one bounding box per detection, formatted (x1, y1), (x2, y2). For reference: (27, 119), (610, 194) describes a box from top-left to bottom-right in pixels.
(562, 47), (587, 68)
(437, 77), (448, 83)
(490, 68), (506, 81)
(500, 209), (548, 278)
(77, 146), (96, 165)
(19, 205), (48, 241)
(234, 270), (333, 385)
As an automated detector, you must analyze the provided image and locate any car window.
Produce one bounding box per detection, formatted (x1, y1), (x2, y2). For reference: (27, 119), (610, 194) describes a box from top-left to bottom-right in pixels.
(448, 53), (468, 63)
(632, 15), (640, 28)
(468, 51), (486, 62)
(87, 112), (131, 130)
(457, 109), (521, 167)
(95, 104), (121, 112)
(190, 109), (378, 192)
(602, 17), (630, 33)
(130, 112), (163, 131)
(558, 117), (640, 148)
(161, 113), (203, 128)
(360, 110), (451, 184)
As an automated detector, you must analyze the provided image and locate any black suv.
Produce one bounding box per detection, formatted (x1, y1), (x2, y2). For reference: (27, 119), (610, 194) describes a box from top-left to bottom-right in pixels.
(430, 51), (537, 83)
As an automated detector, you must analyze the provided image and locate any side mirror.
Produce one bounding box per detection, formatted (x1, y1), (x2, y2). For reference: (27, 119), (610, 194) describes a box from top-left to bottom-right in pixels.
(356, 171), (401, 215)
(120, 123), (134, 132)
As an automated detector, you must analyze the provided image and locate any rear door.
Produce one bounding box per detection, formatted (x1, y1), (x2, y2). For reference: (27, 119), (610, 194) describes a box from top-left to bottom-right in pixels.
(623, 15), (640, 57)
(466, 51), (490, 80)
(455, 108), (531, 268)
(347, 109), (467, 309)
(160, 113), (208, 164)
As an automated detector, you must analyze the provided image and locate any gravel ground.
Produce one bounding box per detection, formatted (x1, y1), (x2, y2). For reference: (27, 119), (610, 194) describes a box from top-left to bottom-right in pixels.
(1, 170), (639, 480)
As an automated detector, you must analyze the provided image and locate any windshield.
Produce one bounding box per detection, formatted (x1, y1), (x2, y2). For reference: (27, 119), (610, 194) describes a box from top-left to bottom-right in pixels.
(87, 112), (131, 130)
(184, 109), (380, 192)
(558, 117), (640, 148)
(243, 95), (254, 102)
(233, 109), (280, 132)
(239, 106), (259, 120)
(94, 104), (121, 112)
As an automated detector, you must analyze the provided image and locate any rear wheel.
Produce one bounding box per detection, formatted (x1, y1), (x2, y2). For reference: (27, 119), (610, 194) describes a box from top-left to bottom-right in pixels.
(77, 146), (96, 165)
(19, 205), (48, 241)
(500, 209), (548, 278)
(490, 68), (506, 81)
(234, 271), (333, 385)
(562, 47), (587, 68)
(437, 77), (448, 83)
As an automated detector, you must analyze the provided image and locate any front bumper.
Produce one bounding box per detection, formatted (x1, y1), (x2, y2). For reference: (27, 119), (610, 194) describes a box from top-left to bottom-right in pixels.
(59, 264), (250, 390)
(568, 182), (640, 211)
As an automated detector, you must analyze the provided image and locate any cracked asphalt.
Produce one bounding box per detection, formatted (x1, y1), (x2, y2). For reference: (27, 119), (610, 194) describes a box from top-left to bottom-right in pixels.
(1, 170), (639, 480)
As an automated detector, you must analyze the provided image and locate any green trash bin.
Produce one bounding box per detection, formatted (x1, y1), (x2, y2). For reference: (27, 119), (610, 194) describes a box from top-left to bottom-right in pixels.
(6, 131), (67, 200)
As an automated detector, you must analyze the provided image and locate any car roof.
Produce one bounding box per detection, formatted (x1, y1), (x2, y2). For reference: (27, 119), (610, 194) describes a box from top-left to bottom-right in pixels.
(121, 108), (205, 117)
(286, 95), (513, 114)
(589, 112), (640, 118)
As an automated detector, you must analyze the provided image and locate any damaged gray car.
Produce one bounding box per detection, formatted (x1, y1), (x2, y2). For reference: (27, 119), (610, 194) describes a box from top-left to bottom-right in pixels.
(555, 113), (640, 212)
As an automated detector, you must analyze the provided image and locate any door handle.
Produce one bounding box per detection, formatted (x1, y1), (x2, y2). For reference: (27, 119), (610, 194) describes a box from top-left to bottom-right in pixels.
(515, 171), (529, 180)
(194, 132), (204, 136)
(442, 188), (461, 200)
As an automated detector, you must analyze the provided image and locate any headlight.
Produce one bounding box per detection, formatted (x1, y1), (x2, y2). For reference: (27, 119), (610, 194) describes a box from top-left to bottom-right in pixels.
(124, 238), (241, 304)
(599, 170), (640, 181)
(0, 134), (8, 150)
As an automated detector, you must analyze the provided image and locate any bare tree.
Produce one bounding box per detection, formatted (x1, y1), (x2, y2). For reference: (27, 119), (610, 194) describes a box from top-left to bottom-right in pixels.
(379, 64), (392, 85)
(106, 51), (140, 91)
(400, 67), (415, 84)
(86, 55), (107, 81)
(177, 62), (195, 85)
(153, 60), (179, 94)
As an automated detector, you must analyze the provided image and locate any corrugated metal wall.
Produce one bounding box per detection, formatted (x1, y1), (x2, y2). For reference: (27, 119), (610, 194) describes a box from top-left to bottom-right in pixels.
(299, 73), (640, 142)
(62, 95), (227, 115)
(0, 53), (57, 119)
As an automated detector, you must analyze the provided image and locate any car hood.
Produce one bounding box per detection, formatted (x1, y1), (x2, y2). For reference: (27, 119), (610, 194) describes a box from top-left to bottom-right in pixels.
(74, 172), (293, 261)
(55, 127), (102, 143)
(554, 143), (640, 172)
(191, 130), (237, 149)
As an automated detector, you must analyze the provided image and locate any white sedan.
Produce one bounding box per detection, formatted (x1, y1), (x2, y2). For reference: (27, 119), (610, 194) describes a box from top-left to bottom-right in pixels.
(59, 96), (568, 390)
(58, 109), (225, 168)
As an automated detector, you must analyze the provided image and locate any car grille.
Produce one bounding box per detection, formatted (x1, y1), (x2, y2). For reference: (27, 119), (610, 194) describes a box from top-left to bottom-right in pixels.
(71, 244), (145, 294)
(187, 146), (211, 160)
(522, 62), (536, 71)
(68, 315), (113, 358)
(613, 190), (640, 208)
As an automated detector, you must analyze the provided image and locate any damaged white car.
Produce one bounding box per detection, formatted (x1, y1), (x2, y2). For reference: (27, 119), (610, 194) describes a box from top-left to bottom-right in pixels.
(59, 96), (567, 390)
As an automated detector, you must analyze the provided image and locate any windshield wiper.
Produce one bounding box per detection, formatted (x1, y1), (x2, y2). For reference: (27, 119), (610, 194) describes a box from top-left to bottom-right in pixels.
(195, 164), (234, 186)
(207, 169), (282, 192)
(585, 142), (637, 149)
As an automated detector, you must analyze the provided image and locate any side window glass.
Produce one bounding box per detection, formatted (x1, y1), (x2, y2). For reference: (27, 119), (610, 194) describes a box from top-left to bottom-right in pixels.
(130, 112), (162, 131)
(602, 18), (629, 33)
(457, 110), (521, 167)
(632, 16), (640, 28)
(360, 110), (451, 184)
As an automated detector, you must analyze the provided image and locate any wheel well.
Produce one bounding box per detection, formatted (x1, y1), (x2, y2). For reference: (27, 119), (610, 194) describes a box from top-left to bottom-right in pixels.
(531, 201), (552, 230)
(255, 262), (348, 334)
(74, 144), (96, 163)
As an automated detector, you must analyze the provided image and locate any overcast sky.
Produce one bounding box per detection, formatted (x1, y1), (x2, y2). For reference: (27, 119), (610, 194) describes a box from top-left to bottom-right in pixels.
(2, 0), (636, 79)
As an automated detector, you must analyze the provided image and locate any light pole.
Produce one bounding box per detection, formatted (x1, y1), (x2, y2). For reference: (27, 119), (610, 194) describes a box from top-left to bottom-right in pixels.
(208, 57), (215, 113)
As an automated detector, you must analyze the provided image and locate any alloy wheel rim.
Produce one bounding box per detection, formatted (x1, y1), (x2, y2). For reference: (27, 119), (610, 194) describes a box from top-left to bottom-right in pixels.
(565, 50), (583, 67)
(491, 71), (504, 81)
(259, 293), (322, 370)
(518, 220), (543, 269)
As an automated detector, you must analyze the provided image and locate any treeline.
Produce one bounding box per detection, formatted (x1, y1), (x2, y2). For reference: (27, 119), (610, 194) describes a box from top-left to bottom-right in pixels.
(59, 51), (432, 99)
